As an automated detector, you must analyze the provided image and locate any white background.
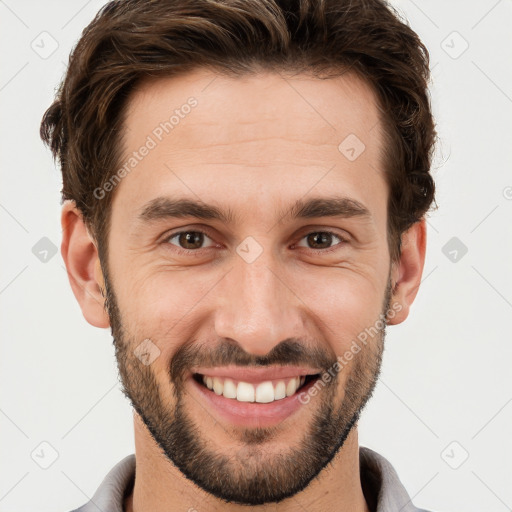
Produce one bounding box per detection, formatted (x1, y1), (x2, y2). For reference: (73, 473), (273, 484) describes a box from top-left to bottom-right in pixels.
(1, 1), (511, 511)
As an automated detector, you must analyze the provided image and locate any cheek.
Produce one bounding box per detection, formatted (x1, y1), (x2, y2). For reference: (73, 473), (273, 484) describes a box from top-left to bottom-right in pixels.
(294, 268), (386, 355)
(114, 268), (218, 355)
(112, 253), (388, 371)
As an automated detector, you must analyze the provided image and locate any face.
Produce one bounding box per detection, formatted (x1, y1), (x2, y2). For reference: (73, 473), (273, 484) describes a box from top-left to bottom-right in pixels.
(103, 69), (393, 505)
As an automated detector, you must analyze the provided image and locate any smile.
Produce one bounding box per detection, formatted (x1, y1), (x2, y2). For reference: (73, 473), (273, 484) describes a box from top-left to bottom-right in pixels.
(193, 373), (320, 404)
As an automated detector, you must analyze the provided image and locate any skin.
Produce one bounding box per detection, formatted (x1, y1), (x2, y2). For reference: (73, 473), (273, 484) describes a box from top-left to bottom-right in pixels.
(61, 69), (426, 512)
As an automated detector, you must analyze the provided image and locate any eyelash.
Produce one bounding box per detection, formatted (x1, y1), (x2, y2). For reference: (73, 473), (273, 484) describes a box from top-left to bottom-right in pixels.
(163, 228), (347, 256)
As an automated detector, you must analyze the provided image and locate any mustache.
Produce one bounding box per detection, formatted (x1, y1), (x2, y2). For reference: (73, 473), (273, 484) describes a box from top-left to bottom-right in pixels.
(169, 338), (337, 385)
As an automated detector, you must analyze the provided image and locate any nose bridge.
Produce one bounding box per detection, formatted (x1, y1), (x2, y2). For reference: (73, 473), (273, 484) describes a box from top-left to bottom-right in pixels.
(214, 250), (302, 356)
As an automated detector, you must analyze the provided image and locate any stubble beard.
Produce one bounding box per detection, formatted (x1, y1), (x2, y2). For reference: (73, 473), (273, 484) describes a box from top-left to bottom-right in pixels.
(103, 272), (389, 505)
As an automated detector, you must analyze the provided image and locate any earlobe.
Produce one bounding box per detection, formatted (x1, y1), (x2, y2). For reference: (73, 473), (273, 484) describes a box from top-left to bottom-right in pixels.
(61, 201), (110, 328)
(387, 219), (427, 325)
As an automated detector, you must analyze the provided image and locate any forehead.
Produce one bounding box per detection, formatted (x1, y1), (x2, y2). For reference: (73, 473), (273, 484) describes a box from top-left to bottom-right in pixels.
(123, 68), (382, 151)
(113, 68), (386, 226)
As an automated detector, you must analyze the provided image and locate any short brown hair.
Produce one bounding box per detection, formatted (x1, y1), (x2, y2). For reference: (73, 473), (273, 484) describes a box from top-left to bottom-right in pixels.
(40, 0), (436, 263)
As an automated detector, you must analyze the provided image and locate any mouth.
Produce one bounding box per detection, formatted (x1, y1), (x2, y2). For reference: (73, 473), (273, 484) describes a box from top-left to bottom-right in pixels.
(192, 372), (321, 404)
(188, 365), (325, 427)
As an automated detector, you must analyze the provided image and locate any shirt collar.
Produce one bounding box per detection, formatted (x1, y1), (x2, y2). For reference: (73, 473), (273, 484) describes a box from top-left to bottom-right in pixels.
(359, 446), (426, 512)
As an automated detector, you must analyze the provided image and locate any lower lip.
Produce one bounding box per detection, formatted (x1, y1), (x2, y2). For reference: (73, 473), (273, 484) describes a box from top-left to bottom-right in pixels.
(189, 376), (318, 428)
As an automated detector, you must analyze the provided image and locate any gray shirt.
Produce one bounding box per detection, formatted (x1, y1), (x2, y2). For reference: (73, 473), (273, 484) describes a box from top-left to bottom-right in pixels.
(71, 446), (431, 512)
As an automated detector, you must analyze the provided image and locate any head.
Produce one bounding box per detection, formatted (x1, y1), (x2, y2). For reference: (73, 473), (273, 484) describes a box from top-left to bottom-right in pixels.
(41, 0), (435, 506)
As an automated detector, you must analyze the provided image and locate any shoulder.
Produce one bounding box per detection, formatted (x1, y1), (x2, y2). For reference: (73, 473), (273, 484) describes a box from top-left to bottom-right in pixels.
(359, 446), (435, 512)
(67, 454), (135, 512)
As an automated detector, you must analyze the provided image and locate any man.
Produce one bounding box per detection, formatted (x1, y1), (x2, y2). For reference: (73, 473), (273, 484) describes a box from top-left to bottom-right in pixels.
(40, 0), (436, 510)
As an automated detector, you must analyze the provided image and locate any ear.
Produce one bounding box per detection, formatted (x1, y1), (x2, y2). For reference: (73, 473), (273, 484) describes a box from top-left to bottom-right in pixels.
(61, 201), (110, 328)
(387, 219), (427, 325)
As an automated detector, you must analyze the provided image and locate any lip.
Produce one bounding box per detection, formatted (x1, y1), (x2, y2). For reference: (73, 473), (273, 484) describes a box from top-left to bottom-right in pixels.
(188, 373), (320, 428)
(190, 365), (321, 384)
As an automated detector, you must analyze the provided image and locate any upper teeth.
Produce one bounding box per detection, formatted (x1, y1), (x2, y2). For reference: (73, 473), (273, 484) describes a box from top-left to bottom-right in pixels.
(202, 375), (306, 403)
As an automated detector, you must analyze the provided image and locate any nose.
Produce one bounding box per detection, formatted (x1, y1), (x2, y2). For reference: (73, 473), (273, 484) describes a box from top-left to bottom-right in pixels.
(213, 252), (305, 356)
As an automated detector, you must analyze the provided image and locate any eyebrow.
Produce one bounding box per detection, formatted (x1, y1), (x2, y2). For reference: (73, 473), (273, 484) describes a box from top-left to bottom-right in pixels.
(137, 195), (371, 225)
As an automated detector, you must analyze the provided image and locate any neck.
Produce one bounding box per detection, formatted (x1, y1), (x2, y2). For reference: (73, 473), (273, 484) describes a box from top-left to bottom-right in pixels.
(124, 413), (370, 512)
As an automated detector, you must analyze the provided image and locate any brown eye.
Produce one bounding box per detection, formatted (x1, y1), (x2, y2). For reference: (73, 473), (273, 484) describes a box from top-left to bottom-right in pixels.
(166, 231), (215, 250)
(296, 231), (345, 250)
